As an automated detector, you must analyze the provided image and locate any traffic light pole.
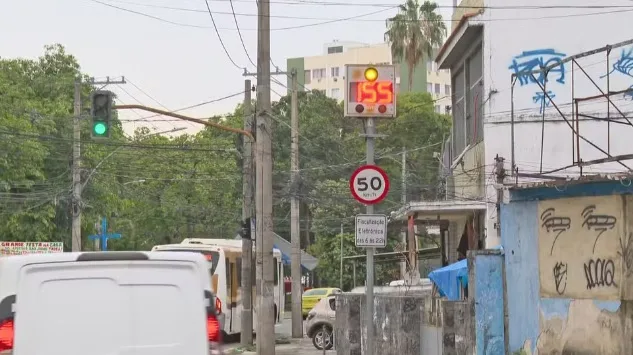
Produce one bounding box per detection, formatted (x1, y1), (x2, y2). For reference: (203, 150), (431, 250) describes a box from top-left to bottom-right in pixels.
(74, 77), (126, 252)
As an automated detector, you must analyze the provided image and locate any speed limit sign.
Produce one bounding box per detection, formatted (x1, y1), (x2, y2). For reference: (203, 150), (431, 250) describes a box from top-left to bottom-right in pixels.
(349, 165), (390, 205)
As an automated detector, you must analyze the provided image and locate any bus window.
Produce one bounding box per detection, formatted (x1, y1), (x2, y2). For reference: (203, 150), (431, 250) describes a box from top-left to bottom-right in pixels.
(154, 249), (220, 274)
(273, 257), (278, 285)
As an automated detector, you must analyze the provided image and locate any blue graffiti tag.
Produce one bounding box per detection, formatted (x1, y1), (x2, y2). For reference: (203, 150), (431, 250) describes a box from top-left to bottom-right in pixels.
(533, 91), (556, 113)
(509, 49), (567, 86)
(602, 48), (633, 100)
(509, 49), (567, 113)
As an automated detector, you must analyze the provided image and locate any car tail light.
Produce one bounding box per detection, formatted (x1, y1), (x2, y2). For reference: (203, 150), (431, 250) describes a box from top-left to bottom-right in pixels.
(207, 314), (221, 342)
(215, 297), (222, 314)
(0, 318), (14, 352)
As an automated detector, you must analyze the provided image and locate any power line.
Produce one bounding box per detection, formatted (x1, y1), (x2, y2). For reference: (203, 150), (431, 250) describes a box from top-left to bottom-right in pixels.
(203, 0), (245, 70)
(228, 0), (256, 67)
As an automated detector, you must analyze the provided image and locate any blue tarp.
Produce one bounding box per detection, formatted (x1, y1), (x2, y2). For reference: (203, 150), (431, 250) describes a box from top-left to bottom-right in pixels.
(428, 246), (502, 301)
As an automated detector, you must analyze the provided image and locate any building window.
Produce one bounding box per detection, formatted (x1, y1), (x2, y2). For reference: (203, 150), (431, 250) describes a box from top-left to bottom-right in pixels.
(427, 83), (433, 92)
(318, 89), (326, 95)
(313, 68), (326, 79)
(304, 70), (311, 85)
(435, 105), (441, 113)
(331, 67), (339, 77)
(328, 46), (343, 54)
(445, 85), (451, 95)
(435, 83), (441, 94)
(331, 88), (340, 99)
(427, 60), (433, 72)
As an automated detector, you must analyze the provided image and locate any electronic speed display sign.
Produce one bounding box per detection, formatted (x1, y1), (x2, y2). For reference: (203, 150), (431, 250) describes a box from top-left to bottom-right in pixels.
(344, 64), (396, 118)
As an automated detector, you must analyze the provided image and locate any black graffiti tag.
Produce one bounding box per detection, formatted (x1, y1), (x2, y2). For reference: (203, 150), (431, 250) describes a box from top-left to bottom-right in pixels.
(552, 262), (567, 295)
(584, 258), (618, 290)
(618, 232), (633, 277)
(581, 205), (617, 253)
(540, 208), (571, 255)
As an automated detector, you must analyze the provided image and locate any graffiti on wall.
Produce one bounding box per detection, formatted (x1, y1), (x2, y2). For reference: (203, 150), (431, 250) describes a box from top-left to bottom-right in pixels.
(508, 49), (566, 113)
(538, 195), (624, 299)
(602, 47), (633, 100)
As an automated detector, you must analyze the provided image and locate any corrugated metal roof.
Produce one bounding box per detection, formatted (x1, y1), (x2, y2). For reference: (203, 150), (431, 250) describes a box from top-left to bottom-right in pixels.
(507, 173), (633, 190)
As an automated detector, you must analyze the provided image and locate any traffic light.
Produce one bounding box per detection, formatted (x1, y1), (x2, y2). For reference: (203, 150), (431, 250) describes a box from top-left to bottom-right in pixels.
(239, 217), (252, 239)
(91, 90), (113, 139)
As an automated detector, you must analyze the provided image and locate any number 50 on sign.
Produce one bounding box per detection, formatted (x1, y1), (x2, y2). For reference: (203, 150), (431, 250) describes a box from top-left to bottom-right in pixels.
(349, 165), (390, 205)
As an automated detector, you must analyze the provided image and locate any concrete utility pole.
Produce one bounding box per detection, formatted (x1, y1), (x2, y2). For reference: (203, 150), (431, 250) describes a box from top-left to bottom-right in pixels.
(290, 69), (303, 338)
(364, 118), (376, 355)
(339, 223), (344, 289)
(241, 79), (254, 346)
(72, 80), (82, 252)
(255, 0), (276, 352)
(400, 147), (407, 279)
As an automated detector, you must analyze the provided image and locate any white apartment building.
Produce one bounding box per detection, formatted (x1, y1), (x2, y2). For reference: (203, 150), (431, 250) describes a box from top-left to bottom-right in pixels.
(286, 41), (451, 102)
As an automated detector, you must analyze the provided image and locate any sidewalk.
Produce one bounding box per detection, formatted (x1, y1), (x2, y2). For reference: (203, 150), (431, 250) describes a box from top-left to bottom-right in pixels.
(226, 337), (335, 355)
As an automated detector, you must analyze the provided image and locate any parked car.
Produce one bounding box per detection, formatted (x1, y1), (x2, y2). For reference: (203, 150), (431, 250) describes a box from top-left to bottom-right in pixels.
(305, 295), (336, 350)
(302, 287), (341, 317)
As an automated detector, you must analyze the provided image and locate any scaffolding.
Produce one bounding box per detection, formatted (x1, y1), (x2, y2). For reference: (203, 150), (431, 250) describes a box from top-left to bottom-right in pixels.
(510, 38), (633, 180)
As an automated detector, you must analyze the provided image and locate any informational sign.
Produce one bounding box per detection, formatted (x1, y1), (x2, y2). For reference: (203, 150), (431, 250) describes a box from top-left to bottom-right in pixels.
(344, 64), (396, 118)
(355, 214), (388, 248)
(349, 165), (390, 205)
(0, 242), (64, 256)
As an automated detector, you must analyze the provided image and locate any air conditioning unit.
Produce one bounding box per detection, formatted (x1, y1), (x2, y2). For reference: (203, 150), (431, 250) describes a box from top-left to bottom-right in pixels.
(333, 78), (338, 82)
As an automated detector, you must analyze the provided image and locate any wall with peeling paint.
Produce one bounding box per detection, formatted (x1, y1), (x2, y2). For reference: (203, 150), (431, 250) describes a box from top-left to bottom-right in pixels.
(501, 180), (633, 354)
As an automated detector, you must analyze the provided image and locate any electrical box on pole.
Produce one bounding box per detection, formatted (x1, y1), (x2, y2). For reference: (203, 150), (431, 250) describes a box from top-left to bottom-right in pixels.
(90, 90), (113, 139)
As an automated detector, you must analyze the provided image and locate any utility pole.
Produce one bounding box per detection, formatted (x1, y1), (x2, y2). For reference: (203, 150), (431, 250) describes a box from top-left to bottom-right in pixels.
(72, 79), (82, 252)
(290, 69), (303, 339)
(364, 118), (377, 355)
(400, 147), (407, 279)
(339, 223), (344, 289)
(241, 79), (254, 346)
(255, 0), (275, 352)
(72, 77), (126, 252)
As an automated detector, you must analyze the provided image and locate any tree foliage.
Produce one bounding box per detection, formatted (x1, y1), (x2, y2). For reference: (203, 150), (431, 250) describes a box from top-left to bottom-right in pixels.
(0, 44), (450, 289)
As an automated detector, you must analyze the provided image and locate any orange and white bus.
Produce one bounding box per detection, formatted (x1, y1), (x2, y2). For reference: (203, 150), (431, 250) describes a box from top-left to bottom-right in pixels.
(151, 239), (284, 336)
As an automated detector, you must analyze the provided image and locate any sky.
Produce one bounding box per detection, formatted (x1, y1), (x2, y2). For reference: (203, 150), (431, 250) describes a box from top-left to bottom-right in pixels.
(0, 0), (454, 137)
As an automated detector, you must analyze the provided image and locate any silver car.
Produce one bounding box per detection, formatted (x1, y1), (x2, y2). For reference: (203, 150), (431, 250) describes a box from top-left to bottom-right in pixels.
(305, 295), (336, 350)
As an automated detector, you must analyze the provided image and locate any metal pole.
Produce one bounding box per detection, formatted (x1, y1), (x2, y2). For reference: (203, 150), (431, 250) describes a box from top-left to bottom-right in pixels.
(290, 69), (303, 338)
(400, 146), (406, 278)
(364, 118), (376, 355)
(72, 80), (82, 252)
(256, 0), (275, 351)
(241, 79), (254, 346)
(339, 223), (344, 289)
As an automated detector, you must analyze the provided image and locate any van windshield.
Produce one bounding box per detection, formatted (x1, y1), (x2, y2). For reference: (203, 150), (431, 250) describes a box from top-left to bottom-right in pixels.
(155, 249), (220, 274)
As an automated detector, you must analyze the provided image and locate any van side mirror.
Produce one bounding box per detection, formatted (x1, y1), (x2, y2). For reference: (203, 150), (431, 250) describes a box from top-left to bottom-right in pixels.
(329, 298), (336, 311)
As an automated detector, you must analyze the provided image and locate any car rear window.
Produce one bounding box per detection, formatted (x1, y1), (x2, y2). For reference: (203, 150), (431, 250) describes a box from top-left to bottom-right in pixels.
(304, 289), (328, 296)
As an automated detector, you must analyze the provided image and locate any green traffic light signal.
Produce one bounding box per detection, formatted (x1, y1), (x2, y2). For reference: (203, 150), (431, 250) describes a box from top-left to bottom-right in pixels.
(93, 121), (108, 136)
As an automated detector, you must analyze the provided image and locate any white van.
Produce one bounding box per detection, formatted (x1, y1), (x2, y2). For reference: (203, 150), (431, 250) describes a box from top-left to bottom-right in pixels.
(0, 251), (222, 355)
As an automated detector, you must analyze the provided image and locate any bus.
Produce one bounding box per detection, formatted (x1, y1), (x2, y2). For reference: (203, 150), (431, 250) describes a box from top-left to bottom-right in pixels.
(151, 239), (285, 336)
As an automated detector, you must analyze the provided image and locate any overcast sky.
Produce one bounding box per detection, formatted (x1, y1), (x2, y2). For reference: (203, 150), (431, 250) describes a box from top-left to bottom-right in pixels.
(1, 0), (454, 136)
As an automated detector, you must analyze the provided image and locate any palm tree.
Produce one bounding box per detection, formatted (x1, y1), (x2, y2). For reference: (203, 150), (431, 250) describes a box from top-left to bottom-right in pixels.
(385, 0), (447, 91)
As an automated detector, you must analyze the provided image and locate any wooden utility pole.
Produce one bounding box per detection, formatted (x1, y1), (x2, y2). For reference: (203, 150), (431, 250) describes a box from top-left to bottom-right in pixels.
(256, 0), (276, 351)
(241, 79), (254, 346)
(290, 69), (303, 338)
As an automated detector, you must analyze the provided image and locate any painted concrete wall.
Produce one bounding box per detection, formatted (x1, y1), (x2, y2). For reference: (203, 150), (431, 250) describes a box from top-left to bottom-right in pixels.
(501, 181), (633, 354)
(469, 250), (505, 355)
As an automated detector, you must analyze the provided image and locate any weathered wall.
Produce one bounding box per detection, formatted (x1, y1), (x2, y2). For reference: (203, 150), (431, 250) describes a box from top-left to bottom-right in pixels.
(469, 250), (505, 354)
(335, 294), (425, 355)
(501, 181), (633, 354)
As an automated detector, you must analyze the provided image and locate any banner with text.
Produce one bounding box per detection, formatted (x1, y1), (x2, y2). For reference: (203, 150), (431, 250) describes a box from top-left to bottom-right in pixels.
(0, 242), (64, 256)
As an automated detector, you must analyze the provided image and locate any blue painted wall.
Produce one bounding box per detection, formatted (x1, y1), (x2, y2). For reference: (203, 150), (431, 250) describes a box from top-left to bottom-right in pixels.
(472, 252), (505, 355)
(502, 180), (628, 352)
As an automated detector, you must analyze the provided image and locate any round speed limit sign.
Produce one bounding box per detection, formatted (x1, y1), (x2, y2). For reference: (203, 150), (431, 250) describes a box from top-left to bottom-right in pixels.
(349, 165), (390, 205)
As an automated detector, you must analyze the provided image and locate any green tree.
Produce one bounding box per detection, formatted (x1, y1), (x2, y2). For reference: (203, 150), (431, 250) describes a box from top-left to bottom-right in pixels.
(385, 0), (447, 90)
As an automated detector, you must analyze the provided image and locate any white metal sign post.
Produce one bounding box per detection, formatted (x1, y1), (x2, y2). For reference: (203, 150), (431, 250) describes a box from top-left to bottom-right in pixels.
(345, 63), (395, 355)
(355, 215), (388, 248)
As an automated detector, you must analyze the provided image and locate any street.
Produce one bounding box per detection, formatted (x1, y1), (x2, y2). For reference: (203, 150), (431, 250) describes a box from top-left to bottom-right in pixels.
(224, 316), (335, 354)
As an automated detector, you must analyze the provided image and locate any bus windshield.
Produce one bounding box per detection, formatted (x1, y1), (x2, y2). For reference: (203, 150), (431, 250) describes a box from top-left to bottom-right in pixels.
(154, 249), (220, 274)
